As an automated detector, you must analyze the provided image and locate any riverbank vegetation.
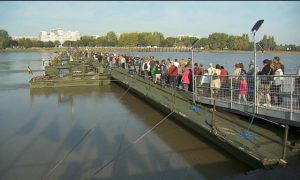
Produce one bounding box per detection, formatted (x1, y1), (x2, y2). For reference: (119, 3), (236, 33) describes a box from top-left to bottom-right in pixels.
(1, 29), (299, 52)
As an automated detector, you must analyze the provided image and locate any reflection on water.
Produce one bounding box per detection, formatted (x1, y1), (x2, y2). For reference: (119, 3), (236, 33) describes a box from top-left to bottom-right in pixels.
(0, 51), (253, 180)
(0, 84), (252, 180)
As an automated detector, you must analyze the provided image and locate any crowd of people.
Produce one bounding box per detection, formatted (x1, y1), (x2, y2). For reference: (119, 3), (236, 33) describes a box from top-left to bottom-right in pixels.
(74, 49), (299, 109)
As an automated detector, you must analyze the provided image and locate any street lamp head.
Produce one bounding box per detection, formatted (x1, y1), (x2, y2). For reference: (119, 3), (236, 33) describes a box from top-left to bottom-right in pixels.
(191, 39), (200, 49)
(251, 20), (264, 32)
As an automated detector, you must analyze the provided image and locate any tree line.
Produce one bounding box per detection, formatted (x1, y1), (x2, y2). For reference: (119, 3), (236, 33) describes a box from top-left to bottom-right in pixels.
(1, 29), (300, 51)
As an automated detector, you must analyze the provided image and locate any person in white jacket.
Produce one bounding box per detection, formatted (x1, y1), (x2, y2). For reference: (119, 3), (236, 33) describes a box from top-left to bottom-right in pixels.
(271, 63), (283, 106)
(142, 60), (150, 80)
(207, 63), (215, 75)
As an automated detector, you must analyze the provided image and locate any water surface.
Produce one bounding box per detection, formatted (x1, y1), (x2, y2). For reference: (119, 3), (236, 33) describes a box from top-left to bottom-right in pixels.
(0, 51), (256, 180)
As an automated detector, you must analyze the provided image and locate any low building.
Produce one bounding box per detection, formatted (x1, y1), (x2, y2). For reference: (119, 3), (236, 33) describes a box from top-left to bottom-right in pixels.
(176, 34), (202, 40)
(39, 28), (81, 44)
(12, 36), (38, 41)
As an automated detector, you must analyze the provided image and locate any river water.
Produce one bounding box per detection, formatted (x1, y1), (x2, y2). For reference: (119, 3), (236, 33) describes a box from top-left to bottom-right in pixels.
(1, 51), (298, 179)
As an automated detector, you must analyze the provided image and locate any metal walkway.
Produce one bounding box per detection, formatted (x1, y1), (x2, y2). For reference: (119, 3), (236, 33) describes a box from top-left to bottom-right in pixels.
(111, 68), (299, 168)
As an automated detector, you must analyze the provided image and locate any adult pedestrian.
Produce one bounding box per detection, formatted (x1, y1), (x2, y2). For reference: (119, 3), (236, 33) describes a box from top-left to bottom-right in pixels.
(270, 63), (283, 106)
(168, 61), (178, 88)
(257, 59), (274, 107)
(142, 60), (150, 80)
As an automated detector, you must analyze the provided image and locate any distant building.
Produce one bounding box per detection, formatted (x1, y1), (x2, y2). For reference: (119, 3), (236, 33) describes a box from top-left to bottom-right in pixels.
(175, 34), (201, 40)
(12, 36), (38, 41)
(91, 35), (101, 39)
(39, 28), (81, 44)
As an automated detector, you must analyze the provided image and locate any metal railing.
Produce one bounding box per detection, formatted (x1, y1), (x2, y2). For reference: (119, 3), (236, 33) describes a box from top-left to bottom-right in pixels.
(194, 74), (300, 116)
(112, 64), (300, 122)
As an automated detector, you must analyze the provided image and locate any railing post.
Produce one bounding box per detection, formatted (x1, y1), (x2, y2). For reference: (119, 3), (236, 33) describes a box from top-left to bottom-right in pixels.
(210, 75), (213, 104)
(172, 86), (176, 110)
(282, 125), (289, 161)
(255, 76), (258, 113)
(195, 75), (198, 102)
(290, 77), (293, 120)
(230, 77), (233, 109)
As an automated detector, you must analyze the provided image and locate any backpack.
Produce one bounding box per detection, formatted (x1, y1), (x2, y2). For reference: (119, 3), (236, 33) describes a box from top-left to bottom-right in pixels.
(144, 63), (148, 70)
(259, 68), (273, 84)
(161, 64), (167, 75)
(156, 65), (161, 74)
(212, 72), (218, 80)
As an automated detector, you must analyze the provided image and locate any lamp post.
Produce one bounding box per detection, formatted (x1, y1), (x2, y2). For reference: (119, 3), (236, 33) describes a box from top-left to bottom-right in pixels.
(239, 20), (264, 140)
(251, 20), (264, 113)
(191, 39), (200, 104)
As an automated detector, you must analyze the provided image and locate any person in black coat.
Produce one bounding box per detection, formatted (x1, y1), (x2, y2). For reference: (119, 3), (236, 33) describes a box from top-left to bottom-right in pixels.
(257, 59), (274, 107)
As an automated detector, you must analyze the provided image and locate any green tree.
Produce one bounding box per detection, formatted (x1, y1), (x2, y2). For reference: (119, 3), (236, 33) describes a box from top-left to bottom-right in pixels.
(0, 29), (10, 49)
(9, 39), (18, 47)
(106, 31), (118, 46)
(152, 32), (164, 46)
(198, 38), (209, 49)
(31, 40), (41, 47)
(18, 38), (33, 48)
(95, 36), (107, 46)
(79, 36), (95, 46)
(261, 35), (270, 50)
(162, 37), (177, 47)
(118, 32), (138, 47)
(54, 40), (61, 47)
(269, 36), (276, 50)
(63, 41), (74, 47)
(241, 34), (250, 50)
(176, 41), (185, 47)
(227, 36), (240, 50)
(138, 32), (151, 46)
(180, 36), (198, 47)
(261, 35), (277, 51)
(43, 41), (54, 48)
(208, 33), (229, 50)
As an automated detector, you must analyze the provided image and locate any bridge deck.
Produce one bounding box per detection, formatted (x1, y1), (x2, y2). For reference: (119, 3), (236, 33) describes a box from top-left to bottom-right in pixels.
(111, 68), (300, 168)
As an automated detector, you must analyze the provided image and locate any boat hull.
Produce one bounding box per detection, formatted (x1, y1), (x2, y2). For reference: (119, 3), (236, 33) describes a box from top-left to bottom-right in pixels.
(29, 75), (110, 88)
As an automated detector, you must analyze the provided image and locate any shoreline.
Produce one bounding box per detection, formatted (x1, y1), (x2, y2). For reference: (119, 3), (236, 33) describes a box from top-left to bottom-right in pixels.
(0, 48), (61, 53)
(1, 47), (300, 55)
(202, 50), (300, 55)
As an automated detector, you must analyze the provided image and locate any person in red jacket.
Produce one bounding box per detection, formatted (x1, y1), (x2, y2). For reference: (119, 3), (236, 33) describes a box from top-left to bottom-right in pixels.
(219, 66), (228, 97)
(168, 61), (178, 88)
(182, 64), (191, 91)
(239, 77), (248, 104)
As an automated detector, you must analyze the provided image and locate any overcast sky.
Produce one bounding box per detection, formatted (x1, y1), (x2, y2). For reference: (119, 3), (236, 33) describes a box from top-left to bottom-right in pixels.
(1, 1), (299, 45)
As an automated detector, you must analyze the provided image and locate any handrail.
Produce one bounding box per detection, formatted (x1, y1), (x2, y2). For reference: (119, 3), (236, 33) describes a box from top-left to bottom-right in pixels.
(112, 67), (300, 124)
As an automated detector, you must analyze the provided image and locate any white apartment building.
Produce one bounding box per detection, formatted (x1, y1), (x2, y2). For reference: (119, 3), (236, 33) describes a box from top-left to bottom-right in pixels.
(39, 28), (81, 44)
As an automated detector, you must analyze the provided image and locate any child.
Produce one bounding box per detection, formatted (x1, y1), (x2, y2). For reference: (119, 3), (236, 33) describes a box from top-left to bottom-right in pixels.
(239, 77), (248, 103)
(181, 65), (191, 91)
